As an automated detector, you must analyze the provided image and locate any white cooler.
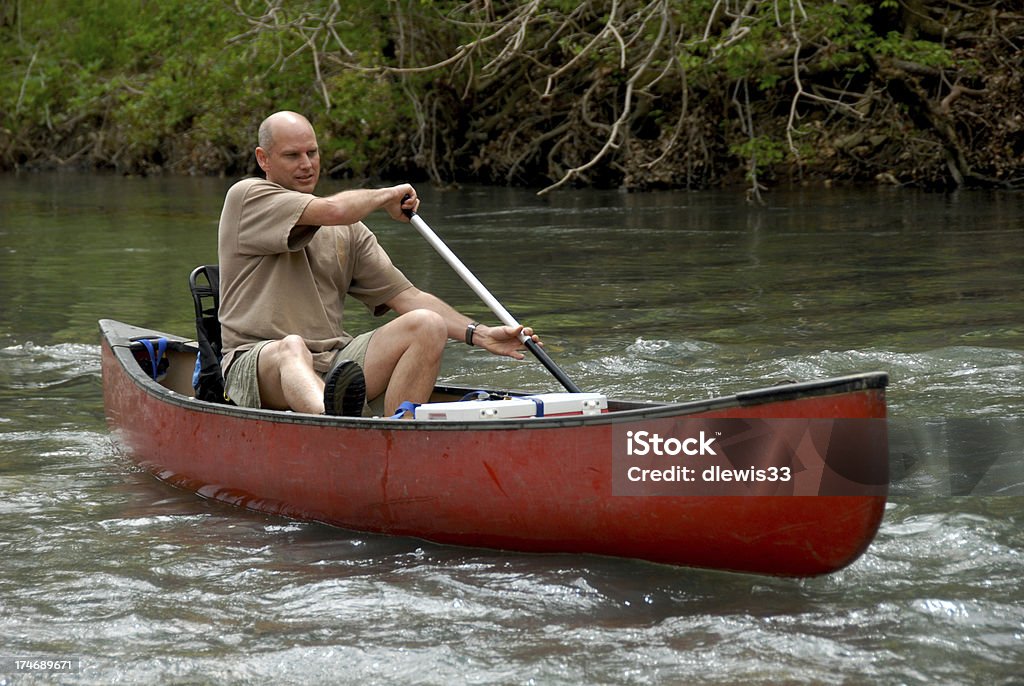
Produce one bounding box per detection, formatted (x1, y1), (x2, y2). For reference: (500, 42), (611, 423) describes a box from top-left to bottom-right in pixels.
(413, 393), (607, 421)
(414, 397), (537, 421)
(521, 393), (608, 417)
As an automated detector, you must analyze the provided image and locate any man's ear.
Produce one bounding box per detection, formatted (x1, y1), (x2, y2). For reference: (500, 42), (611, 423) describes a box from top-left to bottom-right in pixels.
(255, 147), (269, 172)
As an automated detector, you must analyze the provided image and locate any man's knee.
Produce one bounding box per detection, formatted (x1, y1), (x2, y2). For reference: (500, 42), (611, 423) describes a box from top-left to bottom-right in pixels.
(263, 335), (313, 371)
(402, 309), (447, 342)
(279, 334), (310, 357)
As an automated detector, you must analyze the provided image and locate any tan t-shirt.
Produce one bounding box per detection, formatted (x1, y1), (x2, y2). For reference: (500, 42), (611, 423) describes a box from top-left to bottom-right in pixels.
(217, 178), (413, 373)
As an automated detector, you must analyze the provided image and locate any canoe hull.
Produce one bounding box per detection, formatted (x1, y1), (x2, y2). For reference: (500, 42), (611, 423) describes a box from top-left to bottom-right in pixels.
(100, 319), (889, 576)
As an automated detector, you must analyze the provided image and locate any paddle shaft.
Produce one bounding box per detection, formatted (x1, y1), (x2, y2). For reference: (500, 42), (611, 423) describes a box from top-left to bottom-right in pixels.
(404, 209), (582, 394)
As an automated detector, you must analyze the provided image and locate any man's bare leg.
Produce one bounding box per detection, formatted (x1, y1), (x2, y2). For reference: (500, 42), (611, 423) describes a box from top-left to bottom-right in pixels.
(362, 309), (448, 415)
(256, 334), (326, 414)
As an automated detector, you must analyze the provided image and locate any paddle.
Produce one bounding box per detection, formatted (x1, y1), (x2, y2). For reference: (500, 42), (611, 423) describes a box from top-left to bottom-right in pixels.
(402, 204), (582, 393)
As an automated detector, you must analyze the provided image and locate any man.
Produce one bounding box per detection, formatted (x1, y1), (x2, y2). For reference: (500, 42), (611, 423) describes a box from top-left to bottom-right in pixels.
(217, 111), (538, 417)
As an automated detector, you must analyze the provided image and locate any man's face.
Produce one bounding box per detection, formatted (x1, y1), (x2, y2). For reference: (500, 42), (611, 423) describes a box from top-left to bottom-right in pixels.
(257, 119), (320, 193)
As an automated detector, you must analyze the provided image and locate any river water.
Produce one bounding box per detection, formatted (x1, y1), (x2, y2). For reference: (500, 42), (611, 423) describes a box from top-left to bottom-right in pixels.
(1, 172), (1022, 684)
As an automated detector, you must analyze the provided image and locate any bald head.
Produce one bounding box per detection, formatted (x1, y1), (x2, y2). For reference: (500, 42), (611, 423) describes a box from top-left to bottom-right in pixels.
(257, 111), (314, 153)
(255, 111), (321, 192)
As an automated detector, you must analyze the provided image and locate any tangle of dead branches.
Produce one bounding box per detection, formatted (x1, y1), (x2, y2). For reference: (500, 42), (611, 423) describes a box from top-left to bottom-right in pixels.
(243, 0), (1022, 196)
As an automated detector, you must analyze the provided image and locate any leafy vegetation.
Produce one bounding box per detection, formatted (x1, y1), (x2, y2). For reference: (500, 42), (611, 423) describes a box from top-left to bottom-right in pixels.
(2, 1), (1022, 198)
(0, 0), (403, 177)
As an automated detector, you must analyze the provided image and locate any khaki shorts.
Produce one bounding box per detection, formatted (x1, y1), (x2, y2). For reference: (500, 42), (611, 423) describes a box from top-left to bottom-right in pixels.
(223, 330), (384, 417)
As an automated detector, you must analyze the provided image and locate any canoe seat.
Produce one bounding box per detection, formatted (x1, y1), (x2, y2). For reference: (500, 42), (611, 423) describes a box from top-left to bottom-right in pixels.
(189, 265), (232, 404)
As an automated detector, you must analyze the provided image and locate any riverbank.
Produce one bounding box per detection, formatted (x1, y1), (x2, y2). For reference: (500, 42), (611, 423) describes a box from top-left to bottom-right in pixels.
(2, 2), (1022, 197)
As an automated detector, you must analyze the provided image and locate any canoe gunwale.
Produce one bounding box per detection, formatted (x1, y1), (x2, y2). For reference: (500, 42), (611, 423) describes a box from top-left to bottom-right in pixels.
(100, 318), (889, 430)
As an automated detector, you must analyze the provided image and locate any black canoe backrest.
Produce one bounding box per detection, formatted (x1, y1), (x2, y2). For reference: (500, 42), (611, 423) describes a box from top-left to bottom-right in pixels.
(189, 265), (231, 404)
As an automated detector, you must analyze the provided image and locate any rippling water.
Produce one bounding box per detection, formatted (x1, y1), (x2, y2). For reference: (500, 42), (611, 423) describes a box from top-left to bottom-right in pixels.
(1, 174), (1022, 684)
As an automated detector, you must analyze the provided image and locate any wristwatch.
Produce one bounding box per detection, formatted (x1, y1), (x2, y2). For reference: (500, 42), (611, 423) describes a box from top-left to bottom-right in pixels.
(465, 322), (479, 346)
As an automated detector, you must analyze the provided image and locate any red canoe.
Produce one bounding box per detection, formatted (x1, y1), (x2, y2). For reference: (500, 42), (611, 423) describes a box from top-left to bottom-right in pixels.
(99, 318), (889, 577)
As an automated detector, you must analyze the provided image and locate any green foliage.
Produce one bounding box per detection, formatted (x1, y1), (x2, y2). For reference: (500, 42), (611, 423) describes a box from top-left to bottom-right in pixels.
(0, 0), (408, 176)
(0, 0), (1011, 192)
(320, 70), (414, 177)
(812, 2), (954, 69)
(731, 135), (788, 181)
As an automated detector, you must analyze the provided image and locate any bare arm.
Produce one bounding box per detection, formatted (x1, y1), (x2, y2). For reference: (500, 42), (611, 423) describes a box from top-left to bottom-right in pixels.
(386, 287), (539, 360)
(298, 184), (419, 226)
